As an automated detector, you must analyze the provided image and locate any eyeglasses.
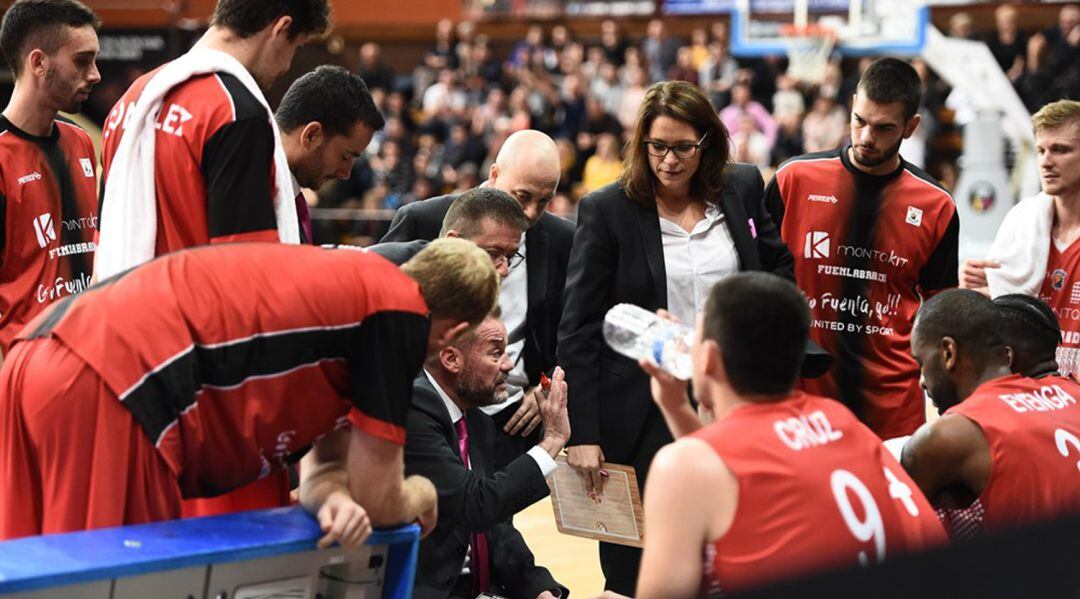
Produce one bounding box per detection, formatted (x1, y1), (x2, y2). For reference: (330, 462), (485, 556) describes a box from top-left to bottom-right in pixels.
(644, 132), (709, 160)
(485, 248), (525, 269)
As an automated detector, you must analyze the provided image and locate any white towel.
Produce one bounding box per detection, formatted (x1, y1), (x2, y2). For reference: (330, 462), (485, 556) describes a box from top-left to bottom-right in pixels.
(94, 48), (299, 280)
(985, 192), (1054, 298)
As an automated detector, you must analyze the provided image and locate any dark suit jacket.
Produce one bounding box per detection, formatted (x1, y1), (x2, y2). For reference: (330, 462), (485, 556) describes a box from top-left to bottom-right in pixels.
(557, 164), (797, 461)
(403, 373), (566, 599)
(383, 193), (575, 385)
(367, 239), (428, 265)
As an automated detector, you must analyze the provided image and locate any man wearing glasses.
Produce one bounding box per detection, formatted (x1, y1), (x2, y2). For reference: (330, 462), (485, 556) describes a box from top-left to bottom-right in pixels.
(380, 130), (574, 472)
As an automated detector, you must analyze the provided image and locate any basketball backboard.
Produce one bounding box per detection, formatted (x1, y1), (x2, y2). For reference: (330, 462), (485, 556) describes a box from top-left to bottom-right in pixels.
(730, 0), (928, 57)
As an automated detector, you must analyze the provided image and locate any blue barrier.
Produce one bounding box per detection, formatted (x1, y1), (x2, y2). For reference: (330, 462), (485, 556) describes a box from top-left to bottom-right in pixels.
(0, 507), (418, 598)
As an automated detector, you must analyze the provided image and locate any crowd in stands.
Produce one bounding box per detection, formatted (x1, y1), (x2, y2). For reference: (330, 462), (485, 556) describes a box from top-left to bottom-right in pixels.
(310, 6), (1076, 244)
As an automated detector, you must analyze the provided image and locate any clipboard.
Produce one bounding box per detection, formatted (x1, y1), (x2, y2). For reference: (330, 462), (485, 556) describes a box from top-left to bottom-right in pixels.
(547, 455), (644, 548)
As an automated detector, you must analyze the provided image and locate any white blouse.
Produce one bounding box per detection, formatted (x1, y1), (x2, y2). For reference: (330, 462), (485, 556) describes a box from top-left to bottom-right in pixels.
(660, 202), (741, 326)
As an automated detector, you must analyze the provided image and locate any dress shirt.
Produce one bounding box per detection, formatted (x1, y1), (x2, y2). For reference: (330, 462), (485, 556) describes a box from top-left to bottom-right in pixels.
(660, 202), (740, 326)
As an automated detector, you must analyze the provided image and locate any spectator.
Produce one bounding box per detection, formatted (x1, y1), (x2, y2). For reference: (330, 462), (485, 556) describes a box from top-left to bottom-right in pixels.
(643, 18), (680, 83)
(580, 132), (622, 194)
(600, 19), (628, 67)
(948, 11), (974, 40)
(617, 65), (649, 132)
(357, 42), (395, 92)
(590, 61), (624, 117)
(986, 4), (1027, 83)
(667, 47), (699, 86)
(689, 27), (710, 71)
(719, 82), (778, 151)
(730, 113), (771, 168)
(699, 42), (738, 107)
(801, 92), (848, 153)
(772, 74), (805, 121)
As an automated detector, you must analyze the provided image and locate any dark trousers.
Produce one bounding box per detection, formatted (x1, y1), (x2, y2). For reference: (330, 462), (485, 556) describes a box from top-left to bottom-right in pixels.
(599, 406), (674, 594)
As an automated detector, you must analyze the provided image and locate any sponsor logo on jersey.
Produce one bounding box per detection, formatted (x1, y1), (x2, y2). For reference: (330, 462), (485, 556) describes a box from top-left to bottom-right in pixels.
(79, 158), (94, 178)
(48, 241), (96, 261)
(808, 193), (838, 204)
(805, 231), (831, 259)
(33, 213), (56, 248)
(1071, 282), (1080, 305)
(905, 206), (923, 227)
(836, 245), (910, 268)
(35, 272), (91, 304)
(18, 171), (42, 186)
(1052, 268), (1068, 291)
(61, 213), (98, 231)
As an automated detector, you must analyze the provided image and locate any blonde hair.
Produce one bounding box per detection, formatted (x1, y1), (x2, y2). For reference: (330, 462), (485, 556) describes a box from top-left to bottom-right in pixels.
(1032, 100), (1080, 135)
(401, 238), (499, 327)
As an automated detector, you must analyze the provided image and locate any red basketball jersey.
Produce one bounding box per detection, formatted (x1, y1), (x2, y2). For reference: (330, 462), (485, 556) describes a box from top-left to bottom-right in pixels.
(766, 148), (958, 438)
(17, 243), (428, 499)
(945, 374), (1080, 533)
(0, 117), (97, 352)
(100, 66), (280, 256)
(1039, 241), (1080, 376)
(694, 393), (946, 595)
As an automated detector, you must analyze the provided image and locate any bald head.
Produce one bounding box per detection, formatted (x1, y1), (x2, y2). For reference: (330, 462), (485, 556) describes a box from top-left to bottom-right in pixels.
(489, 130), (561, 227)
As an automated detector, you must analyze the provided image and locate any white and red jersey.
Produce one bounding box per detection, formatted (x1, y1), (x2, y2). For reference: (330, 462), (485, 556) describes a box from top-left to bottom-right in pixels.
(765, 147), (959, 439)
(945, 374), (1080, 533)
(1039, 241), (1080, 376)
(694, 392), (946, 596)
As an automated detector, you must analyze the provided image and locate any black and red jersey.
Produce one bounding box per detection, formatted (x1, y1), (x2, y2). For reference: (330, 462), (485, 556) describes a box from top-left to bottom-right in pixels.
(0, 117), (97, 352)
(18, 243), (429, 498)
(1039, 241), (1080, 376)
(765, 147), (959, 438)
(100, 66), (279, 255)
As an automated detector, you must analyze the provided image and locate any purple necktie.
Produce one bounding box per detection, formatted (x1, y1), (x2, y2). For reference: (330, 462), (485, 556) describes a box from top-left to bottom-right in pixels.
(295, 192), (313, 244)
(454, 417), (490, 593)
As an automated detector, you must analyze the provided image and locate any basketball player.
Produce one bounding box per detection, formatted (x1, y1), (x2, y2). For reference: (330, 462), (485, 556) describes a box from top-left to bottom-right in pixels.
(764, 57), (959, 439)
(0, 0), (100, 354)
(613, 273), (946, 598)
(903, 289), (1080, 538)
(0, 239), (497, 543)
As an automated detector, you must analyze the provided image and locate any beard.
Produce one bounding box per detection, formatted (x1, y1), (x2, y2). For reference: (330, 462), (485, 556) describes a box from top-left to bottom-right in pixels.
(46, 66), (86, 114)
(453, 373), (508, 408)
(851, 135), (903, 169)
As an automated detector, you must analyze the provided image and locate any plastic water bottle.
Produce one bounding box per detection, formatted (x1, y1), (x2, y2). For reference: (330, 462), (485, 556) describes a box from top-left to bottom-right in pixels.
(603, 303), (694, 380)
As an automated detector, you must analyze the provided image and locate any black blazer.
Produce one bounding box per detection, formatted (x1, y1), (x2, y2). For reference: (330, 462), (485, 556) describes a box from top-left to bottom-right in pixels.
(367, 239), (428, 265)
(403, 373), (566, 599)
(557, 164), (795, 461)
(383, 194), (575, 385)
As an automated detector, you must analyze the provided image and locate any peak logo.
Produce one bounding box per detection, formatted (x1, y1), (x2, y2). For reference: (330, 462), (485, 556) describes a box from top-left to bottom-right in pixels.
(804, 231), (830, 259)
(33, 213), (56, 248)
(808, 194), (838, 204)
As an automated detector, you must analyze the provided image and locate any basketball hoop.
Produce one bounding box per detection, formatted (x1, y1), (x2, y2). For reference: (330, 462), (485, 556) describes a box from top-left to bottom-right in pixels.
(779, 23), (838, 85)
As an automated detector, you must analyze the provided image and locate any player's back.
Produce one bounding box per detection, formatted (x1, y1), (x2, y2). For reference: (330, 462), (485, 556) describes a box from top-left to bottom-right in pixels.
(694, 392), (945, 595)
(946, 374), (1080, 532)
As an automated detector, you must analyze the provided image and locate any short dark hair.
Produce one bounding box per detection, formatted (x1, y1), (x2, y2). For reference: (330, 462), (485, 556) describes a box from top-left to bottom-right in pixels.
(619, 80), (730, 208)
(0, 0), (98, 77)
(993, 294), (1061, 372)
(856, 57), (922, 121)
(702, 272), (810, 396)
(276, 66), (385, 137)
(440, 187), (528, 238)
(915, 290), (1005, 362)
(211, 0), (330, 40)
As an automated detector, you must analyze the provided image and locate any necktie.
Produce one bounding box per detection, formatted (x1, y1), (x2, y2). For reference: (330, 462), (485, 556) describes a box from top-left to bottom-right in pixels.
(295, 191), (312, 244)
(454, 417), (490, 593)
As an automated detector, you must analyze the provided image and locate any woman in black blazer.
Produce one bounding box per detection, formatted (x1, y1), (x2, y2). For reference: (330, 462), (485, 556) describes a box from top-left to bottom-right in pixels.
(557, 81), (795, 594)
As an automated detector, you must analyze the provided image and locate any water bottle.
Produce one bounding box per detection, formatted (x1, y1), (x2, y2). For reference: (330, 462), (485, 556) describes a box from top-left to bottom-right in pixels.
(603, 303), (694, 380)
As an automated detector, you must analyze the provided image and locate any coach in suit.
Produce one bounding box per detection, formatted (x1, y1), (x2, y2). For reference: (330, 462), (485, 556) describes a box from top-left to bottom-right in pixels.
(369, 187), (527, 278)
(384, 130), (574, 471)
(558, 81), (812, 593)
(404, 312), (571, 599)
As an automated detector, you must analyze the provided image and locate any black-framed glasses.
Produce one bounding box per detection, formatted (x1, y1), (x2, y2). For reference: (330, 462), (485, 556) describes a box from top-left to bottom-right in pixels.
(485, 248), (525, 269)
(644, 132), (708, 160)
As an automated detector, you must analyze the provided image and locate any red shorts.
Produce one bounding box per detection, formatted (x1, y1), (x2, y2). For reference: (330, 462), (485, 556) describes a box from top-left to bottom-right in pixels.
(0, 338), (181, 540)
